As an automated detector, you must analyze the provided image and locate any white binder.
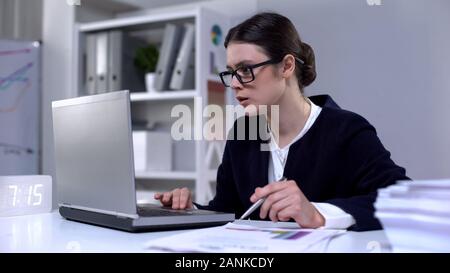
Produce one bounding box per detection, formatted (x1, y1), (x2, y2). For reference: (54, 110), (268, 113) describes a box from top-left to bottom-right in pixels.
(95, 32), (108, 93)
(153, 24), (183, 91)
(169, 23), (195, 90)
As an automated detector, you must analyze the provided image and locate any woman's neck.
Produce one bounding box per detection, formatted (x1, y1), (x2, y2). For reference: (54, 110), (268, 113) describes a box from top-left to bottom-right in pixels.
(268, 85), (311, 149)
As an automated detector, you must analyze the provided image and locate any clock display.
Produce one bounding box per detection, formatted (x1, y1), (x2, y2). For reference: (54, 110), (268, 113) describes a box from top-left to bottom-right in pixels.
(0, 175), (52, 217)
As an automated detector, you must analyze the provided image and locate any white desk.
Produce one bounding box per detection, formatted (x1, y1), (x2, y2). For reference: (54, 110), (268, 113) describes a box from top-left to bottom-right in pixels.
(0, 211), (391, 253)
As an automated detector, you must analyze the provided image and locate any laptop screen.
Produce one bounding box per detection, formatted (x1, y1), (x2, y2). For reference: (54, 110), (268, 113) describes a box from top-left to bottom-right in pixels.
(52, 90), (137, 217)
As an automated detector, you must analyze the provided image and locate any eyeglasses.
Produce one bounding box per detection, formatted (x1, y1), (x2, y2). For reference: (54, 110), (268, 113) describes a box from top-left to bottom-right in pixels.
(219, 56), (304, 87)
(219, 58), (282, 87)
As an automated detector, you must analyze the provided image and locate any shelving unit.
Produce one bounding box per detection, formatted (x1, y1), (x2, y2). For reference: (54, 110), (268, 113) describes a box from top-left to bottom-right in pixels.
(130, 90), (196, 102)
(72, 6), (232, 204)
(134, 170), (196, 180)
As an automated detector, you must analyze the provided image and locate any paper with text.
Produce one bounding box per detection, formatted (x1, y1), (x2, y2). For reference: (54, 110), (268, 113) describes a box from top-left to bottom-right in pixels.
(145, 221), (345, 253)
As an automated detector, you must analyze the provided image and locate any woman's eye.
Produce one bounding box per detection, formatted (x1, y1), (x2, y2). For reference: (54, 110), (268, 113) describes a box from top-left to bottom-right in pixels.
(240, 67), (251, 74)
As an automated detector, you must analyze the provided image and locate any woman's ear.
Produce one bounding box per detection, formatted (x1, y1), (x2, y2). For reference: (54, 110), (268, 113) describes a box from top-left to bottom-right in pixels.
(281, 54), (296, 79)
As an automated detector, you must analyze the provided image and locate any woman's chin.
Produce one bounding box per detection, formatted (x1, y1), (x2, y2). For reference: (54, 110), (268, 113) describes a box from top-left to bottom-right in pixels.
(243, 103), (260, 116)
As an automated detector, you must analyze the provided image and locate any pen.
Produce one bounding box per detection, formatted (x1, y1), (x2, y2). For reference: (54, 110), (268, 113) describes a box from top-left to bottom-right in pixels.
(239, 176), (287, 220)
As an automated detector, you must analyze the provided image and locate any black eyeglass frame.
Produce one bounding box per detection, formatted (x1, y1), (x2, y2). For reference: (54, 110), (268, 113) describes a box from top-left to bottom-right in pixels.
(219, 56), (304, 87)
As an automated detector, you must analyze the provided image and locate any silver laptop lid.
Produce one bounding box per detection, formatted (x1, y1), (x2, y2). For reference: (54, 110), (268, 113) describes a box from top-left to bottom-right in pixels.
(52, 90), (137, 218)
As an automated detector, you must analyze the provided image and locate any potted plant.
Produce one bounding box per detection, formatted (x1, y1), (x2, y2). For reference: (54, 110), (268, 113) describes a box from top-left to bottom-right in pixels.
(134, 44), (159, 92)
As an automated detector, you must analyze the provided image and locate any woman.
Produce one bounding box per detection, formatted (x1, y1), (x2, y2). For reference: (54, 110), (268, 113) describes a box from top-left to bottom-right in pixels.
(154, 12), (409, 231)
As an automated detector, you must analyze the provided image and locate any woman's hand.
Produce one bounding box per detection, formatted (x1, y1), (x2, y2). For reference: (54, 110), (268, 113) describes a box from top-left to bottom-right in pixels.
(250, 180), (325, 228)
(154, 187), (193, 210)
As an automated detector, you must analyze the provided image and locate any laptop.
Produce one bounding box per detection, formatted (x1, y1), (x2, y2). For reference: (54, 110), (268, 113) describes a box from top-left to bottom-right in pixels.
(51, 90), (235, 232)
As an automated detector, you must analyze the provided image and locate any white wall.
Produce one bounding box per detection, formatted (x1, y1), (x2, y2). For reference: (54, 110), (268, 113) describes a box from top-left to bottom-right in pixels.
(257, 0), (450, 180)
(38, 0), (450, 200)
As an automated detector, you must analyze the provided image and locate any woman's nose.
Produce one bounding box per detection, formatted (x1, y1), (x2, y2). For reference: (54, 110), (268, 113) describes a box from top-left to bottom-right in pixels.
(230, 74), (243, 90)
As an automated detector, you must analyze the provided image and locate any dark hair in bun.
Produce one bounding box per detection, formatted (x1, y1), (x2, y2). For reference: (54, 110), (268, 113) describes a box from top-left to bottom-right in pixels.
(224, 12), (317, 91)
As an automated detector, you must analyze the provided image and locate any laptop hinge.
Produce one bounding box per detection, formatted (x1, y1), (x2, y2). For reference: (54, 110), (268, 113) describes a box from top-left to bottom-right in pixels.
(59, 203), (139, 219)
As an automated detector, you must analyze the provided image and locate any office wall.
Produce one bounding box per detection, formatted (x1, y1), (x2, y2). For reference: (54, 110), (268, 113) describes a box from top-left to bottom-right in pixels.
(38, 0), (450, 196)
(257, 0), (450, 180)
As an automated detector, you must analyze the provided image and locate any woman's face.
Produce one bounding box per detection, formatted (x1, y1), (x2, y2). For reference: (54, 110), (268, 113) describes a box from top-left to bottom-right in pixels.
(226, 43), (286, 114)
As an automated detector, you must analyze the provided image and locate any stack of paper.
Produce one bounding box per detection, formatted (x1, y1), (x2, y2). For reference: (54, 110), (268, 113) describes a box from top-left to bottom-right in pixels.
(144, 220), (345, 253)
(375, 179), (450, 252)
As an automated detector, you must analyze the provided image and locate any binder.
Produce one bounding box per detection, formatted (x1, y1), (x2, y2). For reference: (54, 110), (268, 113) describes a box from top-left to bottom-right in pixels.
(85, 31), (146, 94)
(95, 32), (109, 93)
(153, 24), (183, 91)
(108, 30), (123, 92)
(85, 33), (97, 95)
(169, 23), (195, 90)
(108, 30), (146, 93)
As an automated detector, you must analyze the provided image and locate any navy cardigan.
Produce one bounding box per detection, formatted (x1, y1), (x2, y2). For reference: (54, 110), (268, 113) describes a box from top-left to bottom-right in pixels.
(195, 95), (409, 231)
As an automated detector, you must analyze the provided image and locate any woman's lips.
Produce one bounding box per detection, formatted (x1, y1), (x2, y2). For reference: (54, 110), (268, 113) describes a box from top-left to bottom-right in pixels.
(236, 96), (250, 106)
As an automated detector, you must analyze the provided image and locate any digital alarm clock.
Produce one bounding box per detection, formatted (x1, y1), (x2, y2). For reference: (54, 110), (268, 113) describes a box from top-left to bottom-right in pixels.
(0, 175), (52, 217)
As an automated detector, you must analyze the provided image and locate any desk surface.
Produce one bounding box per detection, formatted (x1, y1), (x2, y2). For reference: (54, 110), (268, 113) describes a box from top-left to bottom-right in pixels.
(0, 211), (391, 253)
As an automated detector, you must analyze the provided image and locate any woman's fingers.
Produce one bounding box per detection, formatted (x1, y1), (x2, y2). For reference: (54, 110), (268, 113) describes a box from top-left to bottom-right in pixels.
(179, 187), (191, 209)
(153, 188), (193, 209)
(172, 188), (181, 209)
(187, 192), (193, 209)
(277, 206), (299, 224)
(161, 191), (173, 206)
(259, 188), (290, 219)
(268, 196), (293, 222)
(154, 193), (162, 199)
(251, 182), (287, 202)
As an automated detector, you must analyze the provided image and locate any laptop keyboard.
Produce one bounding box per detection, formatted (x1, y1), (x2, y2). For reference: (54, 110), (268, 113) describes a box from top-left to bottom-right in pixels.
(137, 205), (194, 217)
